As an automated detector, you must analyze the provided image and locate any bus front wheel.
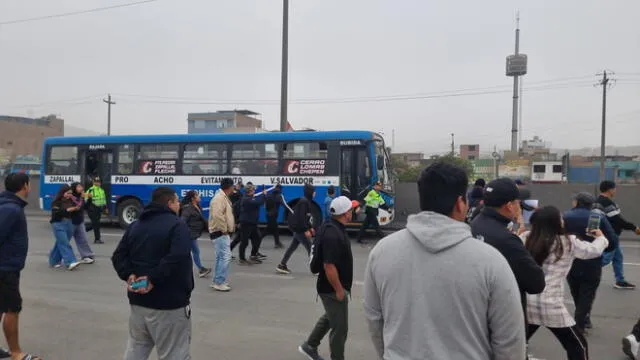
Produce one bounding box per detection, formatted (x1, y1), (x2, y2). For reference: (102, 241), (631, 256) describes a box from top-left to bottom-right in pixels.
(118, 199), (142, 229)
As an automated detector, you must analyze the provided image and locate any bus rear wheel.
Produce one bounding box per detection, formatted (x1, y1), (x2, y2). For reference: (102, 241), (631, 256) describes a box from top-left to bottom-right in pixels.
(118, 199), (142, 229)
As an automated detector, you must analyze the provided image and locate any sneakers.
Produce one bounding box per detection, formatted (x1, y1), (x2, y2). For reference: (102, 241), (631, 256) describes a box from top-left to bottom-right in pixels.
(198, 267), (212, 278)
(275, 243), (284, 249)
(67, 262), (81, 271)
(623, 334), (639, 359)
(94, 239), (104, 244)
(81, 257), (95, 264)
(210, 283), (231, 292)
(615, 281), (637, 290)
(276, 264), (291, 274)
(51, 263), (62, 269)
(298, 342), (324, 360)
(249, 256), (263, 264)
(0, 347), (10, 359)
(256, 253), (268, 259)
(238, 259), (252, 266)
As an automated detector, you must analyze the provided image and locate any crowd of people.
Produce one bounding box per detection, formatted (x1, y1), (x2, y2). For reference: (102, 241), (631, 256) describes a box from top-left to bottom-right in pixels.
(1, 167), (640, 359)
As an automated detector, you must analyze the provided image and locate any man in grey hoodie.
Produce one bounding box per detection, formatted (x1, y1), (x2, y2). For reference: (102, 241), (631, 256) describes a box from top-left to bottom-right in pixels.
(363, 162), (525, 360)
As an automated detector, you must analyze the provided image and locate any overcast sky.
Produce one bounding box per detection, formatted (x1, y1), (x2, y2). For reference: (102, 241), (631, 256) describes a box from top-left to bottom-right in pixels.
(1, 0), (639, 155)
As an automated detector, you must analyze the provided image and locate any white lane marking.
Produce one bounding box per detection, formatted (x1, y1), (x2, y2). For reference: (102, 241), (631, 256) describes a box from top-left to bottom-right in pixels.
(623, 262), (640, 266)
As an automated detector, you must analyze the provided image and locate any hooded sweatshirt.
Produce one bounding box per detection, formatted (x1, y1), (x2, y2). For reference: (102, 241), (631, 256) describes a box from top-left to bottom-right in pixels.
(0, 191), (29, 272)
(288, 184), (315, 233)
(363, 212), (525, 360)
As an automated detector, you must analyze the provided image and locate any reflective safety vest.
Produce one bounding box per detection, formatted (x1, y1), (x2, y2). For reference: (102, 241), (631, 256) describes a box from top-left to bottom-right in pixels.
(88, 186), (107, 207)
(364, 189), (385, 209)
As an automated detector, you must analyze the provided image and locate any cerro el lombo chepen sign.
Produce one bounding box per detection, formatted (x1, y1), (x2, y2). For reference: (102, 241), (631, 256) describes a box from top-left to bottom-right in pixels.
(283, 159), (326, 175)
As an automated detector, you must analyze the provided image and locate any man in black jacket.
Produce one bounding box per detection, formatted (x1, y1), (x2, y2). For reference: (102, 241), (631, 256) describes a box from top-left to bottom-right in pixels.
(277, 183), (316, 275)
(263, 184), (284, 249)
(594, 180), (640, 289)
(471, 178), (545, 336)
(235, 184), (267, 265)
(564, 192), (618, 333)
(112, 187), (194, 360)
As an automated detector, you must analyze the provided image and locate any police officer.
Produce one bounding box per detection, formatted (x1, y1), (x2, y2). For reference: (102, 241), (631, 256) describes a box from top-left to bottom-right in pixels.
(87, 177), (107, 244)
(356, 181), (385, 244)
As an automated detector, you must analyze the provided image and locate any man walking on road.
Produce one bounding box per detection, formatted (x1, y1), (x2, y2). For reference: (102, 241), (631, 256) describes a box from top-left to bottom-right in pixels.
(277, 184), (316, 275)
(0, 173), (42, 360)
(564, 192), (617, 334)
(86, 177), (107, 244)
(112, 187), (194, 360)
(594, 180), (640, 289)
(363, 163), (525, 360)
(356, 181), (386, 244)
(471, 178), (546, 337)
(209, 178), (235, 292)
(298, 196), (357, 360)
(263, 184), (284, 248)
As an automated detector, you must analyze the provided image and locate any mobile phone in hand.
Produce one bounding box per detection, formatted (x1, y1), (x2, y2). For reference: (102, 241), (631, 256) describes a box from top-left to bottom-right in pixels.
(587, 213), (601, 232)
(131, 279), (148, 290)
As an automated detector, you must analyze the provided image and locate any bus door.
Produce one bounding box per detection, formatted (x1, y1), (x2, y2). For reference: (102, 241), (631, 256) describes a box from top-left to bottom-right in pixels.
(340, 146), (371, 222)
(80, 147), (114, 213)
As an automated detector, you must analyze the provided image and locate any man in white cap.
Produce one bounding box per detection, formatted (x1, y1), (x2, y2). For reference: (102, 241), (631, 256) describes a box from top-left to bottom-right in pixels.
(298, 196), (358, 360)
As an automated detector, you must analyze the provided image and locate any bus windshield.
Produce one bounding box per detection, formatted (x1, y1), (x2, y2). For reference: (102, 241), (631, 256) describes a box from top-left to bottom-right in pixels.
(374, 140), (393, 193)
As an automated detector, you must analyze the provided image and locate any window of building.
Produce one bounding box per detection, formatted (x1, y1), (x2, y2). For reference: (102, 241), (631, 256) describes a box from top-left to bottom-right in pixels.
(194, 120), (206, 129)
(230, 143), (278, 175)
(467, 145), (476, 151)
(283, 142), (328, 159)
(47, 146), (78, 174)
(182, 143), (228, 175)
(117, 144), (134, 174)
(138, 144), (179, 160)
(552, 165), (563, 173)
(468, 155), (476, 160)
(533, 165), (545, 173)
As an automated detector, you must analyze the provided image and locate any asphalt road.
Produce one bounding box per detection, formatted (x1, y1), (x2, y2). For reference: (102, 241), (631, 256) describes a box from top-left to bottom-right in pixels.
(11, 215), (640, 360)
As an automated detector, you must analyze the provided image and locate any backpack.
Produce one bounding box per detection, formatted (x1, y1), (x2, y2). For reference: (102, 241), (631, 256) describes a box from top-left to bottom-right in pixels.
(309, 221), (344, 275)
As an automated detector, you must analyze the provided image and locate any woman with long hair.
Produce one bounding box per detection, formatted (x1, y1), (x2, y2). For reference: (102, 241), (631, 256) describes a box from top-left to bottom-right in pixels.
(49, 184), (81, 270)
(180, 190), (211, 278)
(521, 206), (609, 360)
(70, 182), (95, 264)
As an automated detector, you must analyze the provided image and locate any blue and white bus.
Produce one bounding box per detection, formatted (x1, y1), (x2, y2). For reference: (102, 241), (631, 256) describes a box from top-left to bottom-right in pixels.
(40, 130), (395, 229)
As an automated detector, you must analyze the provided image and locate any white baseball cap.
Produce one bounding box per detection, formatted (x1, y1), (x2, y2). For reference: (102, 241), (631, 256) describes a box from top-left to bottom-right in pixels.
(330, 196), (360, 216)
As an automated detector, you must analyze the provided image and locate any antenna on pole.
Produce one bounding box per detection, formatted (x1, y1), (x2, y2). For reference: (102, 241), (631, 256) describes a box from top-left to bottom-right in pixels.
(506, 10), (527, 152)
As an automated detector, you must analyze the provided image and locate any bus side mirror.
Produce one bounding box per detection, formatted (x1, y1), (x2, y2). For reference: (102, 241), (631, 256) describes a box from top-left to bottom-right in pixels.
(377, 155), (384, 170)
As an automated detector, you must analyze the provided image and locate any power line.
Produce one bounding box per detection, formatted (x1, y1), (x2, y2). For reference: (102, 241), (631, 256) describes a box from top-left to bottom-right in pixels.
(6, 95), (103, 109)
(0, 0), (159, 26)
(113, 80), (593, 106)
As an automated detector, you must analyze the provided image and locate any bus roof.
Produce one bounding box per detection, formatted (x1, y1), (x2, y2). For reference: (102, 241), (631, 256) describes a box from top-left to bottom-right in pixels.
(44, 130), (381, 145)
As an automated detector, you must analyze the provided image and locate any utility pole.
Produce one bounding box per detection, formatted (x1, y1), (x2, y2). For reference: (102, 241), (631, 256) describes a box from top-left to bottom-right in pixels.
(103, 94), (116, 135)
(391, 128), (396, 152)
(596, 71), (612, 183)
(450, 133), (455, 156)
(279, 0), (289, 132)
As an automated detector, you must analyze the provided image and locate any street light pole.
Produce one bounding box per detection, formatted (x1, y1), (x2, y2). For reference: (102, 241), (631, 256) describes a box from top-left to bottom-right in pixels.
(279, 0), (289, 132)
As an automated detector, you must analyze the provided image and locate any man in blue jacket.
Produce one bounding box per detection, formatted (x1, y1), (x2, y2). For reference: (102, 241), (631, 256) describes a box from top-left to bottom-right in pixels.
(564, 192), (618, 334)
(235, 184), (267, 265)
(0, 173), (35, 360)
(112, 187), (194, 360)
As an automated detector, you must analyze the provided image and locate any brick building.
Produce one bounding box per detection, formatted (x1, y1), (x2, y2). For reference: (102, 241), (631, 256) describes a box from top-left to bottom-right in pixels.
(187, 110), (263, 134)
(0, 115), (64, 162)
(460, 144), (480, 160)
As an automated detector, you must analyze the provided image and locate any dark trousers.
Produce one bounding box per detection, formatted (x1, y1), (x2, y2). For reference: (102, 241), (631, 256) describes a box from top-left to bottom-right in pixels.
(262, 215), (282, 246)
(236, 223), (261, 261)
(527, 324), (588, 360)
(567, 260), (602, 331)
(357, 207), (383, 240)
(307, 293), (349, 360)
(280, 232), (311, 266)
(230, 227), (241, 251)
(88, 206), (103, 241)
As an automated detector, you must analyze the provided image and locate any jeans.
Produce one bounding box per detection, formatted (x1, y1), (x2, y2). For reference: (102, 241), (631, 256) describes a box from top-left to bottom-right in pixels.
(212, 234), (231, 286)
(602, 244), (625, 283)
(72, 223), (94, 259)
(307, 293), (349, 360)
(124, 305), (191, 360)
(280, 232), (312, 266)
(49, 220), (78, 266)
(191, 238), (203, 269)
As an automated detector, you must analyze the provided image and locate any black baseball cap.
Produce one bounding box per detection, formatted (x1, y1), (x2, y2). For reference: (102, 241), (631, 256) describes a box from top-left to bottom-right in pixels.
(483, 178), (531, 207)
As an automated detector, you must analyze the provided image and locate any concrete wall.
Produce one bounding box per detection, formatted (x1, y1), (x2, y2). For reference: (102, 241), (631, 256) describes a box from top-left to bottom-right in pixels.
(0, 116), (63, 160)
(394, 182), (640, 226)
